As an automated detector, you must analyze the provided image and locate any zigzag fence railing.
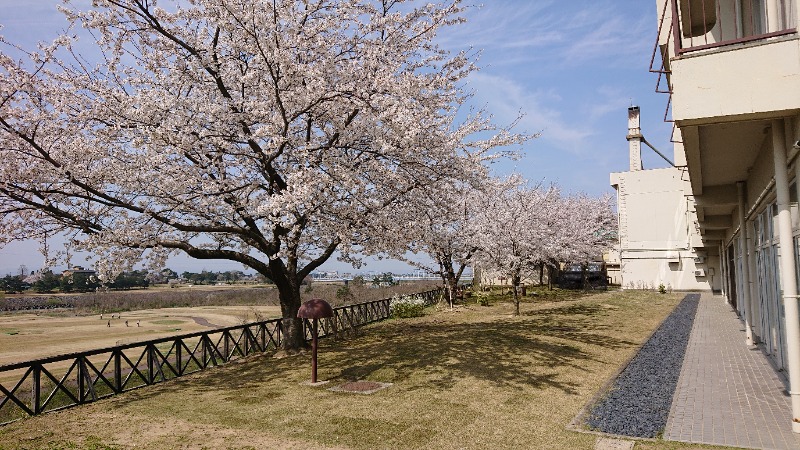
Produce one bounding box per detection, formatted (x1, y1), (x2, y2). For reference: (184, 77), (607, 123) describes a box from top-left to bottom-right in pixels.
(0, 288), (443, 425)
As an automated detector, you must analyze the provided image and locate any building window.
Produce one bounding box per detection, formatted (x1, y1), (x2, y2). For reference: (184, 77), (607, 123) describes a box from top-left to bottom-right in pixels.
(754, 204), (787, 369)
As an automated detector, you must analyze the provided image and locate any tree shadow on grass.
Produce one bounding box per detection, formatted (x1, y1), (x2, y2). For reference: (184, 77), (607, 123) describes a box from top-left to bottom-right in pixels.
(334, 320), (584, 393)
(327, 309), (635, 394)
(158, 299), (638, 398)
(116, 298), (639, 406)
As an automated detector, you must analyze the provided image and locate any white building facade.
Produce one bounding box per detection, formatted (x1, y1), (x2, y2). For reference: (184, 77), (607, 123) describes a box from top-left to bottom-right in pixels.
(611, 107), (717, 292)
(648, 0), (800, 431)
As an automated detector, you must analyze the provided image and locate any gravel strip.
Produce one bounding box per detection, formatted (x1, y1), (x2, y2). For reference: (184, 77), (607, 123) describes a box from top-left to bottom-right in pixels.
(585, 293), (700, 438)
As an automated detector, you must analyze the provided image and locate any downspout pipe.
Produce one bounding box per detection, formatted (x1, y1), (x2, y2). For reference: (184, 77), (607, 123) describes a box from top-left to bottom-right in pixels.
(737, 181), (755, 346)
(771, 119), (800, 433)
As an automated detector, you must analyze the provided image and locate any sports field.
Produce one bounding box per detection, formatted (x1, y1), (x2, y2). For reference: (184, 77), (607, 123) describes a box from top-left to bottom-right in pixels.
(0, 305), (282, 367)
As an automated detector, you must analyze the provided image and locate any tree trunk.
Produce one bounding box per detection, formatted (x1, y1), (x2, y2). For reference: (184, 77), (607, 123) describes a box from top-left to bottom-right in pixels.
(446, 273), (459, 309)
(582, 262), (589, 291)
(269, 266), (310, 353)
(512, 273), (521, 316)
(439, 273), (453, 308)
(279, 298), (307, 353)
(438, 254), (460, 309)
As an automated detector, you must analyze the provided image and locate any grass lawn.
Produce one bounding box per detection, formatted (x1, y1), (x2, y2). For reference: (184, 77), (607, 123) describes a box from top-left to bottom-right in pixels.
(0, 290), (740, 449)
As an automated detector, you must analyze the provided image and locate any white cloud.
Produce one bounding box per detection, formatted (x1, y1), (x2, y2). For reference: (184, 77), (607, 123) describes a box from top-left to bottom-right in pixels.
(466, 72), (594, 156)
(439, 1), (654, 70)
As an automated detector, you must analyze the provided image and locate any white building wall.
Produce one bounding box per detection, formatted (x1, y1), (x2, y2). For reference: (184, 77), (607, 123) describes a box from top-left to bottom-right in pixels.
(611, 167), (714, 291)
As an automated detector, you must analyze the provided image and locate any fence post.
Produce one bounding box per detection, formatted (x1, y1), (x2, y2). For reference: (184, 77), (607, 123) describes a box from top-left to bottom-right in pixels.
(176, 339), (183, 376)
(78, 357), (86, 403)
(147, 345), (155, 384)
(202, 335), (208, 368)
(223, 331), (230, 361)
(114, 350), (122, 393)
(32, 364), (41, 415)
(243, 327), (250, 356)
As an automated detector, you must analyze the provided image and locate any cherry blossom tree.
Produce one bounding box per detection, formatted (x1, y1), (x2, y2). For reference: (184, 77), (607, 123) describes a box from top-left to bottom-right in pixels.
(474, 182), (559, 315)
(551, 193), (617, 270)
(474, 182), (616, 314)
(0, 0), (524, 351)
(386, 179), (487, 308)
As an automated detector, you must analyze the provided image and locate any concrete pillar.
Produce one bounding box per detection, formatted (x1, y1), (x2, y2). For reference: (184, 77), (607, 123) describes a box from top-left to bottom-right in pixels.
(771, 119), (800, 432)
(747, 214), (760, 339)
(720, 242), (728, 301)
(737, 181), (755, 346)
(627, 106), (643, 171)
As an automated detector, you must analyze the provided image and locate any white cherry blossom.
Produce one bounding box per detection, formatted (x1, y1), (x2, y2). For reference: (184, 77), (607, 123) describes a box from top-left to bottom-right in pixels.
(0, 0), (526, 350)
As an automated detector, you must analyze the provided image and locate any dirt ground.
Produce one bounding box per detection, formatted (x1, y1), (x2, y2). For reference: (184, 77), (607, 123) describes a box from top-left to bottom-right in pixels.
(0, 305), (282, 367)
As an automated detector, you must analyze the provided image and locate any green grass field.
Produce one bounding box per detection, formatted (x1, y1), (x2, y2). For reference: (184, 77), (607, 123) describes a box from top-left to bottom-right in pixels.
(0, 290), (740, 450)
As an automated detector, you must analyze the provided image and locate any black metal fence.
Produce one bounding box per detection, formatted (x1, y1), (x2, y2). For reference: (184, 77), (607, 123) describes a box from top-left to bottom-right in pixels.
(0, 289), (442, 425)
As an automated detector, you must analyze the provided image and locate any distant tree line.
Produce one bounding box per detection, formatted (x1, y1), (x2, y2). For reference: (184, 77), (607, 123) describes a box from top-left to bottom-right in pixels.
(0, 270), (149, 294)
(0, 268), (269, 294)
(178, 270), (254, 285)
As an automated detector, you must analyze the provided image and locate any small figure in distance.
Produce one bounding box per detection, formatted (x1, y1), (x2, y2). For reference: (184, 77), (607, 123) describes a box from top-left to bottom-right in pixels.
(107, 320), (110, 327)
(137, 320), (140, 327)
(125, 320), (129, 327)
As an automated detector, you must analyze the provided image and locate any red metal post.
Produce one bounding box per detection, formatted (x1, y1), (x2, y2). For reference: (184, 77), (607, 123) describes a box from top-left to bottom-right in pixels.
(672, 0), (683, 55)
(311, 319), (318, 383)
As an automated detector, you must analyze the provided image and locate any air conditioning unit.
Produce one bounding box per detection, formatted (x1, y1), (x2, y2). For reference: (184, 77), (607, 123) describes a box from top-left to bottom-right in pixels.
(693, 256), (705, 264)
(694, 269), (706, 277)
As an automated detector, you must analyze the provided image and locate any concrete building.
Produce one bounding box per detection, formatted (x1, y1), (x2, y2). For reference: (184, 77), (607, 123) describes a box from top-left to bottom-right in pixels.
(611, 107), (716, 292)
(645, 0), (800, 432)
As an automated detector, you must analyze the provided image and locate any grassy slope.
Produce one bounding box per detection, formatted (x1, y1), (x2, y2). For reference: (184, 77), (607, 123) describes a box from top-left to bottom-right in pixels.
(0, 290), (739, 450)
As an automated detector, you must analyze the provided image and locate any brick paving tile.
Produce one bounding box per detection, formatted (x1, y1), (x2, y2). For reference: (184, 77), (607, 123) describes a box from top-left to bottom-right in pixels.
(664, 294), (800, 450)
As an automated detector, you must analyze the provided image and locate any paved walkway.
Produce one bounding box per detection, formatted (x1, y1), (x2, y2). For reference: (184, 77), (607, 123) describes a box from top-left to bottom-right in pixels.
(665, 294), (800, 449)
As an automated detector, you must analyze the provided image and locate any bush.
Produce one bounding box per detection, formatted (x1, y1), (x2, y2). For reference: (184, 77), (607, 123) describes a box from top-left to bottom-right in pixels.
(336, 285), (354, 302)
(390, 294), (426, 319)
(474, 291), (491, 306)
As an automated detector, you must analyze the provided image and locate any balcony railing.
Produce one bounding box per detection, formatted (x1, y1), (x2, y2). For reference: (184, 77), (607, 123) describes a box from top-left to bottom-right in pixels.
(649, 0), (797, 129)
(670, 0), (796, 55)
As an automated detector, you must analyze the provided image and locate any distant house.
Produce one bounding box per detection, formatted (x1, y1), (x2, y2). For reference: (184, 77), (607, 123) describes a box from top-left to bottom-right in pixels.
(61, 266), (96, 278)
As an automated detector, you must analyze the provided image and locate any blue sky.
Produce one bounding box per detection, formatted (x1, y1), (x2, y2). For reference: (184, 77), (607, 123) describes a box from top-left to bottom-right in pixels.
(0, 0), (672, 276)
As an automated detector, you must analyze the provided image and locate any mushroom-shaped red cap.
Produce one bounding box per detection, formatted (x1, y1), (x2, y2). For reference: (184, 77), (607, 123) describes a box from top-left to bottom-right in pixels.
(297, 299), (334, 319)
